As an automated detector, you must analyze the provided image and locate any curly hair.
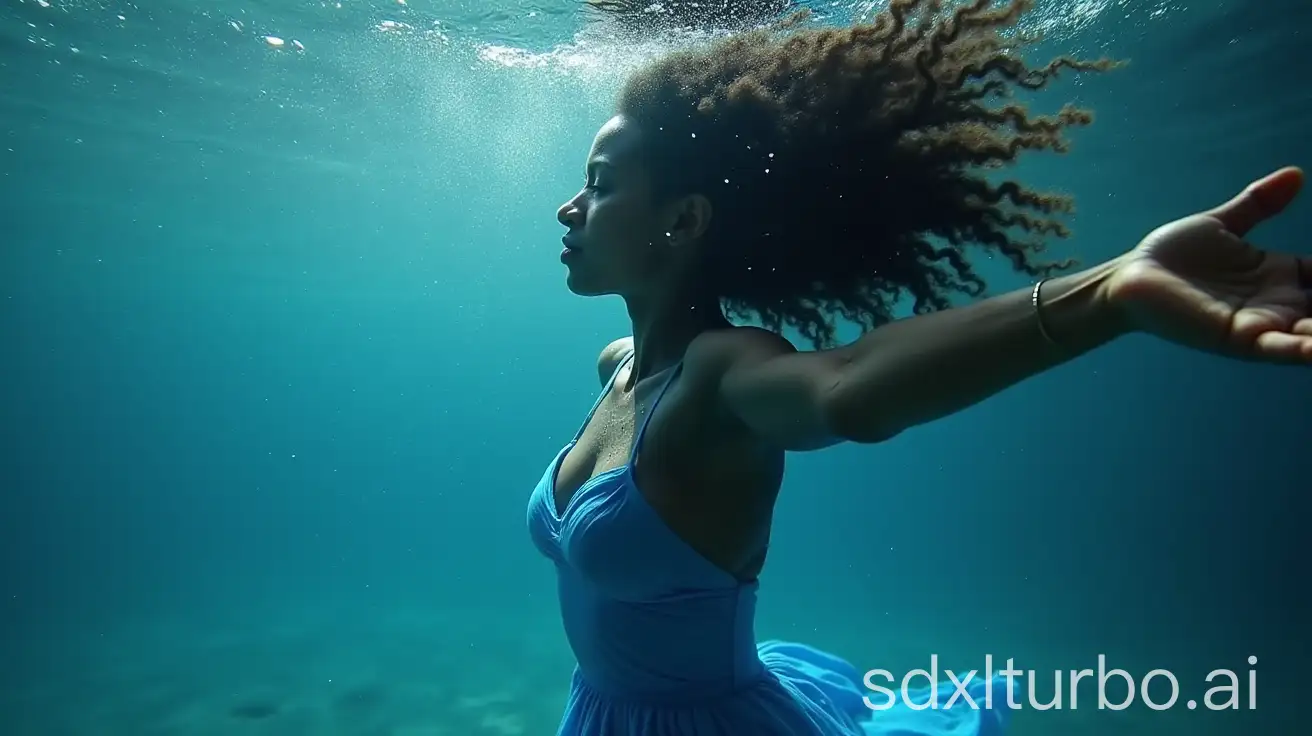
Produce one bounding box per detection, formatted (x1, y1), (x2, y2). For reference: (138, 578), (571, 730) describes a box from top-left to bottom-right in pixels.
(615, 0), (1123, 348)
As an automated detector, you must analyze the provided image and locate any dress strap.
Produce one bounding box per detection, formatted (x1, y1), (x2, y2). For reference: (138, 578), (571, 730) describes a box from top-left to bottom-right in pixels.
(571, 347), (635, 443)
(628, 360), (683, 466)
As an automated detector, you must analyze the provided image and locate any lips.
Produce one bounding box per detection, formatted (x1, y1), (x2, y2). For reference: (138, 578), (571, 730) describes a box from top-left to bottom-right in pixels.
(560, 235), (581, 264)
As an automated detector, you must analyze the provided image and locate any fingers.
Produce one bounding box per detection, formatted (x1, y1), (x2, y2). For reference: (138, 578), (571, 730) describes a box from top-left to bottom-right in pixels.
(1252, 329), (1312, 365)
(1244, 313), (1312, 364)
(1208, 166), (1305, 237)
(1232, 308), (1312, 365)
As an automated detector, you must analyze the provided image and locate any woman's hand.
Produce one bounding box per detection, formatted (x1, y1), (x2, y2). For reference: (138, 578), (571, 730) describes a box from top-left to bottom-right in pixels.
(1106, 166), (1311, 364)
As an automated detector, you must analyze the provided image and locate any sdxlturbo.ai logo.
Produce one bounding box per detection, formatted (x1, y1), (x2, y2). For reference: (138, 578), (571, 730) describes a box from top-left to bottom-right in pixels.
(863, 655), (1258, 712)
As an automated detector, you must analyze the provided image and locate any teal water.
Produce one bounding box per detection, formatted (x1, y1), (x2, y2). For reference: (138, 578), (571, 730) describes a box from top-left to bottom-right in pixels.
(2, 0), (1309, 734)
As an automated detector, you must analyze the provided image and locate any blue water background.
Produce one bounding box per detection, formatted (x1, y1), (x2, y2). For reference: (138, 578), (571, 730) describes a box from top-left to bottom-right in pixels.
(2, 0), (1309, 734)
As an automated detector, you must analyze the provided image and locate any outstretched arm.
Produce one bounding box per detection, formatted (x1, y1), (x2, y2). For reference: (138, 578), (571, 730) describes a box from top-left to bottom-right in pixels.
(712, 257), (1127, 450)
(823, 257), (1126, 443)
(713, 167), (1308, 450)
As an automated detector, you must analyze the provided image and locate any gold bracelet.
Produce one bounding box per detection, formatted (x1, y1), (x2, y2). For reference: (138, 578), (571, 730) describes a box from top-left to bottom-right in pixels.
(1031, 279), (1059, 346)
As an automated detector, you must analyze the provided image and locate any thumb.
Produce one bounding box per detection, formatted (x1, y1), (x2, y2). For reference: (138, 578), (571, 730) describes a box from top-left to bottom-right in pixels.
(1207, 166), (1304, 237)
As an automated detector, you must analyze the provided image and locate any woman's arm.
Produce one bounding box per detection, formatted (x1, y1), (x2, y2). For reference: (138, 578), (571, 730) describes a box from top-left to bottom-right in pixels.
(713, 255), (1131, 449)
(714, 167), (1308, 450)
(821, 255), (1129, 442)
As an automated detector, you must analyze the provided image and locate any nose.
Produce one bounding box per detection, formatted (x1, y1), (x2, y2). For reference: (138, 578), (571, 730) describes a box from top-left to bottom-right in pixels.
(557, 198), (582, 229)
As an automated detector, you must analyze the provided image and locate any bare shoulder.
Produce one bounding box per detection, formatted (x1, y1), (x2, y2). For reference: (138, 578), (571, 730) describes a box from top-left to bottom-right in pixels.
(686, 327), (848, 452)
(684, 326), (796, 380)
(680, 327), (802, 453)
(596, 336), (635, 386)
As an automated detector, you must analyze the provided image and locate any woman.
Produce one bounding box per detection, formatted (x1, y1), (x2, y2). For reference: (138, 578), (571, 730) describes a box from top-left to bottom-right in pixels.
(526, 1), (1309, 734)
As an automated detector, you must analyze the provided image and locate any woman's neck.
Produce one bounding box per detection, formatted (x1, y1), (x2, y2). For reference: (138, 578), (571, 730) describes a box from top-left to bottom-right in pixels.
(623, 291), (728, 387)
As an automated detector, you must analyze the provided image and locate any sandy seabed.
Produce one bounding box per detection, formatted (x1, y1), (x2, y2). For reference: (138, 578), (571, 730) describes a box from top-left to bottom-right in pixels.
(1, 604), (574, 736)
(0, 603), (1247, 736)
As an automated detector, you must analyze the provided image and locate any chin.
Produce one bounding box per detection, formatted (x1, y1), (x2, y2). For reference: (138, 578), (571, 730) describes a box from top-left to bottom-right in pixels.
(563, 270), (611, 298)
(563, 270), (596, 296)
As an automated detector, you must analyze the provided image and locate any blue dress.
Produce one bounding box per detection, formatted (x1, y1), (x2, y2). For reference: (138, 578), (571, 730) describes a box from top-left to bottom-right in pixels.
(527, 351), (1014, 735)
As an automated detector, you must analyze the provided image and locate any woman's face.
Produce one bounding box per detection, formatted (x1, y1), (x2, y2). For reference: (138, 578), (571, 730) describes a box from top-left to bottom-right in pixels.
(555, 115), (710, 299)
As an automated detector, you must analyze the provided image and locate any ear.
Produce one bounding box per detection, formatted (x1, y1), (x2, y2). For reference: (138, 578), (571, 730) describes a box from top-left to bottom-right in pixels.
(663, 193), (713, 247)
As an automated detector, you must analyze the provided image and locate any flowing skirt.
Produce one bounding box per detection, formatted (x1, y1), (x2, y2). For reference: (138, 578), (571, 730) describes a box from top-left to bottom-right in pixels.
(555, 639), (1015, 735)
